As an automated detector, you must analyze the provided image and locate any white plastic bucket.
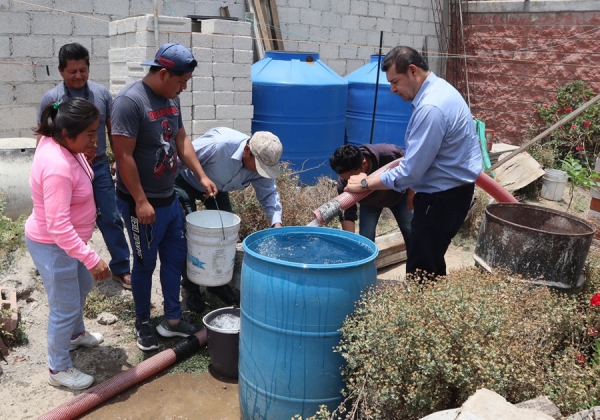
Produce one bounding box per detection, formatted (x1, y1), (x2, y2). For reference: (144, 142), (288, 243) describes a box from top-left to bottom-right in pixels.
(186, 210), (241, 287)
(540, 169), (568, 201)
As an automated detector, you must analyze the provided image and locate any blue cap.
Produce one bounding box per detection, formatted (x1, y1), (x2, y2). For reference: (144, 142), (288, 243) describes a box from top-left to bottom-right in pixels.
(141, 43), (197, 73)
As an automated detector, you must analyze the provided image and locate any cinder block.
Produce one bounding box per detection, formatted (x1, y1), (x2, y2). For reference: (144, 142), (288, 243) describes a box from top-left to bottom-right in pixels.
(233, 35), (253, 51)
(137, 14), (192, 34)
(359, 16), (377, 31)
(108, 21), (118, 37)
(212, 34), (234, 50)
(0, 84), (14, 106)
(194, 62), (213, 77)
(116, 17), (138, 35)
(31, 12), (72, 35)
(15, 82), (55, 105)
(216, 105), (254, 120)
(213, 63), (251, 78)
(169, 32), (191, 48)
(0, 37), (9, 58)
(192, 119), (222, 137)
(234, 50), (253, 65)
(110, 34), (127, 48)
(214, 48), (233, 64)
(214, 91), (234, 105)
(192, 91), (215, 105)
(233, 119), (252, 134)
(94, 0), (129, 16)
(0, 12), (30, 35)
(52, 37), (92, 57)
(55, 0), (93, 13)
(179, 91), (192, 107)
(234, 91), (253, 106)
(201, 19), (251, 37)
(193, 105), (216, 120)
(180, 105), (192, 124)
(0, 60), (35, 82)
(73, 14), (109, 36)
(92, 37), (110, 58)
(368, 2), (385, 18)
(192, 77), (214, 92)
(191, 33), (213, 48)
(192, 47), (213, 63)
(350, 0), (368, 15)
(214, 77), (235, 91)
(233, 78), (252, 93)
(11, 36), (53, 58)
(0, 286), (18, 332)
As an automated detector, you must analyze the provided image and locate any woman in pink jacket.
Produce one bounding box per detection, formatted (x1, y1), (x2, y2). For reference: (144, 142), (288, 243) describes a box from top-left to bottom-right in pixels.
(26, 97), (111, 390)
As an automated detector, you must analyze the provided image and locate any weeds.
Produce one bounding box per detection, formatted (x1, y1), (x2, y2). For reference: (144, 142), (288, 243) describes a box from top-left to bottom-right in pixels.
(0, 196), (26, 270)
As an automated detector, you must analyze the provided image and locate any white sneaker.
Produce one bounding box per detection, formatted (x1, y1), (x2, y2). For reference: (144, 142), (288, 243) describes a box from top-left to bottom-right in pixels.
(70, 331), (104, 350)
(48, 367), (94, 390)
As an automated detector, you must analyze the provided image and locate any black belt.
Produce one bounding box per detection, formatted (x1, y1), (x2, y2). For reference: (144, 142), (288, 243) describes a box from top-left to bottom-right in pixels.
(91, 153), (107, 164)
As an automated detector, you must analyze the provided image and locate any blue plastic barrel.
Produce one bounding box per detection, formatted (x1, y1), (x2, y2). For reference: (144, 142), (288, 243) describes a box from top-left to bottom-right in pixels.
(239, 227), (378, 419)
(251, 52), (348, 185)
(345, 55), (413, 148)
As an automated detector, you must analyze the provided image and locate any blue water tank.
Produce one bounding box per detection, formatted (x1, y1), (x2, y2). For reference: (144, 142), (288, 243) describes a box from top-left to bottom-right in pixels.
(239, 227), (378, 419)
(251, 52), (348, 184)
(345, 55), (413, 148)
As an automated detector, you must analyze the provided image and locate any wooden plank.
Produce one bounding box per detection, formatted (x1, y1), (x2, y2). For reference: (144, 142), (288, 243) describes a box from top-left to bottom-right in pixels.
(267, 0), (284, 50)
(494, 151), (546, 192)
(244, 1), (264, 59)
(253, 0), (274, 51)
(376, 251), (407, 269)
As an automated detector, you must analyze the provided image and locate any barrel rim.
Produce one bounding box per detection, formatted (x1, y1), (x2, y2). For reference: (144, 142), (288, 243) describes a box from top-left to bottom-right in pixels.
(203, 307), (241, 334)
(186, 209), (241, 229)
(484, 202), (596, 236)
(242, 226), (379, 269)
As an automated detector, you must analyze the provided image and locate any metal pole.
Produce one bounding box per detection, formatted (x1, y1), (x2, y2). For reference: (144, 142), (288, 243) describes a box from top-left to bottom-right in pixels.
(153, 0), (160, 49)
(369, 31), (384, 145)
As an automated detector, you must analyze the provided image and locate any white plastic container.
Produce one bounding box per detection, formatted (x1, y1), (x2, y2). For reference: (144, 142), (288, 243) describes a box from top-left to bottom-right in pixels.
(186, 210), (241, 286)
(540, 169), (568, 201)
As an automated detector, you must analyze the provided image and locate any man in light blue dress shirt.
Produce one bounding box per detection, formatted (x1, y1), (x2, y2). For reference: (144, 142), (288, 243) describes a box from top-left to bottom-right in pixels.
(175, 127), (283, 310)
(345, 46), (482, 280)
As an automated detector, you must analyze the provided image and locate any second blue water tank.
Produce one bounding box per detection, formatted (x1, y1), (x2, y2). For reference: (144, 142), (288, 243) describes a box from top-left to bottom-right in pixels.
(345, 55), (413, 148)
(251, 52), (348, 184)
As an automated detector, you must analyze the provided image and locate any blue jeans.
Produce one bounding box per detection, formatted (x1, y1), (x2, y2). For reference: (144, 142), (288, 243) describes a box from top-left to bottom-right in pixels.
(359, 193), (413, 251)
(117, 195), (186, 322)
(26, 237), (94, 371)
(92, 157), (130, 275)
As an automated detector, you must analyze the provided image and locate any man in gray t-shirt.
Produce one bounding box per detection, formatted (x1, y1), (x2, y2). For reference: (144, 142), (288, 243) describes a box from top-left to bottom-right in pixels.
(111, 43), (217, 352)
(38, 43), (132, 290)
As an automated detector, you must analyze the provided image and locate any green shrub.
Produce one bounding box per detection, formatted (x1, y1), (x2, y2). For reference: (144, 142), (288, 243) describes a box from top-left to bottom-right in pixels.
(336, 261), (600, 419)
(0, 196), (26, 270)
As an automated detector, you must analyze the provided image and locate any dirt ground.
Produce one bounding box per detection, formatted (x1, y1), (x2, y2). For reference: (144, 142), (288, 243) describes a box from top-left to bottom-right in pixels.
(0, 185), (591, 420)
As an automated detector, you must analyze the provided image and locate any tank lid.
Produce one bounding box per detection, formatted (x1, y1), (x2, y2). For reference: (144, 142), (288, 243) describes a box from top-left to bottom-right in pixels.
(344, 55), (390, 85)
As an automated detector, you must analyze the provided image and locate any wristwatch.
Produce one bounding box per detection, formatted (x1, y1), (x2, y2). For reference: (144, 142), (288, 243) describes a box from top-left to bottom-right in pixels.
(360, 178), (369, 190)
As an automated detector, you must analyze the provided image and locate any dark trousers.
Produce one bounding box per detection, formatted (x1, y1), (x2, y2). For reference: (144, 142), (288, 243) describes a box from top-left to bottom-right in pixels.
(406, 183), (474, 279)
(174, 174), (232, 294)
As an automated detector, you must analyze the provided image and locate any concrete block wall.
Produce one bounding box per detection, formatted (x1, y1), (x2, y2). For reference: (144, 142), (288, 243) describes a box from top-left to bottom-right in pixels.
(464, 1), (600, 145)
(274, 0), (441, 77)
(108, 15), (253, 137)
(0, 0), (437, 140)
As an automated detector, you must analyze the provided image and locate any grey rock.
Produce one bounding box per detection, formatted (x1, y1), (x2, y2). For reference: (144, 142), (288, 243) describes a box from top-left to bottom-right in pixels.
(516, 396), (562, 419)
(566, 407), (600, 420)
(97, 312), (118, 325)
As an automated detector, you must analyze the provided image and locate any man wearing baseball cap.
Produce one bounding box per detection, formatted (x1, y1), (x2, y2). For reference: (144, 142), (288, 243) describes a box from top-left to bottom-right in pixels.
(174, 127), (284, 311)
(111, 43), (217, 351)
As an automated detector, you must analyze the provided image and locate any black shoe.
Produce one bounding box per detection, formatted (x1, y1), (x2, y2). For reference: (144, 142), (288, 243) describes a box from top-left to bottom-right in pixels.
(207, 284), (239, 306)
(156, 318), (202, 338)
(185, 292), (206, 313)
(135, 320), (159, 351)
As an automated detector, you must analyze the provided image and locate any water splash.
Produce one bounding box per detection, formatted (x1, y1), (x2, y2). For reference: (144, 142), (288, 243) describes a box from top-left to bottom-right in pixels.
(208, 313), (240, 331)
(306, 219), (320, 227)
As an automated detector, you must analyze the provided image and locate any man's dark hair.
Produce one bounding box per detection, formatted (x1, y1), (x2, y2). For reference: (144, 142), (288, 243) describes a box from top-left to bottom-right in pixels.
(381, 46), (429, 74)
(329, 144), (364, 174)
(58, 43), (90, 70)
(148, 63), (197, 77)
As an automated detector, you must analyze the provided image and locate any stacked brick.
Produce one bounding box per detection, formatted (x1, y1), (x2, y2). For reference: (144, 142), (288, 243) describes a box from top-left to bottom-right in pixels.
(108, 15), (253, 138)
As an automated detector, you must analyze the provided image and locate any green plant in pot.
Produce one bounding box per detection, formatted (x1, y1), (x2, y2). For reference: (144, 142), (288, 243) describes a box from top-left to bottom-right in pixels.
(561, 154), (600, 211)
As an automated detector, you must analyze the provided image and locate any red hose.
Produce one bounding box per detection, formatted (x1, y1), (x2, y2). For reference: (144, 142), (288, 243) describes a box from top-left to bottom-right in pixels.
(475, 171), (518, 203)
(39, 329), (208, 420)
